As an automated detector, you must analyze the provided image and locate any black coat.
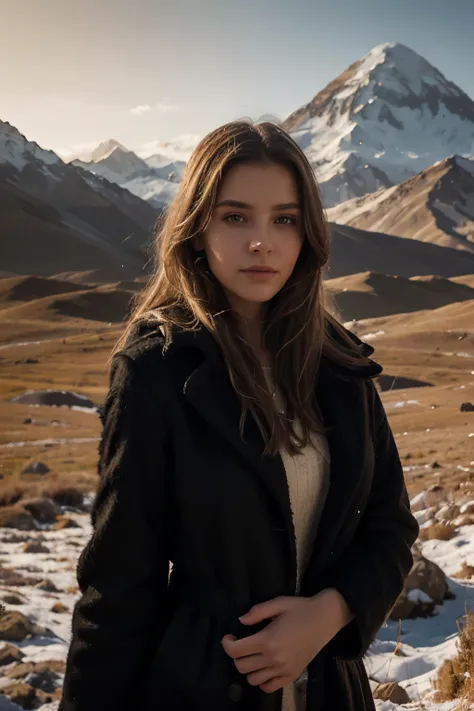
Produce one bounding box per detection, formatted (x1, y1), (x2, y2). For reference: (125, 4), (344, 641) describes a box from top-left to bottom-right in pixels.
(59, 318), (419, 711)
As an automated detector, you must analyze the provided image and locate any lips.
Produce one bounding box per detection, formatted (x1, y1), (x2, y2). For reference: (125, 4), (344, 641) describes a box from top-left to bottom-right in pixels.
(241, 267), (277, 273)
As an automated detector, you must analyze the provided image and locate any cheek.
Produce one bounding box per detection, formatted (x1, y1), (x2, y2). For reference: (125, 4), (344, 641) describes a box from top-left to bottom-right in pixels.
(283, 233), (304, 266)
(204, 230), (238, 265)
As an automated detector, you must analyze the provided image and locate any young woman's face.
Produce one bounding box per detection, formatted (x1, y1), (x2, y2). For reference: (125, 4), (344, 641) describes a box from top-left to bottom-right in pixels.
(197, 162), (304, 317)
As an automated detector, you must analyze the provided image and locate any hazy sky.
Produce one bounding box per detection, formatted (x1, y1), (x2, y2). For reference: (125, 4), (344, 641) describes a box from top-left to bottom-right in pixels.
(2, 0), (473, 160)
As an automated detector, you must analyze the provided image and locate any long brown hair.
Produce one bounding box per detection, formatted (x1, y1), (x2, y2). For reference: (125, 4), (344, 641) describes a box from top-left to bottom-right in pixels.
(112, 120), (372, 455)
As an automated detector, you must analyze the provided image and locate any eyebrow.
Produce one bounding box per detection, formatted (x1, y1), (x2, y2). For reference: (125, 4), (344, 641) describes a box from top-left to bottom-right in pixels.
(215, 199), (300, 210)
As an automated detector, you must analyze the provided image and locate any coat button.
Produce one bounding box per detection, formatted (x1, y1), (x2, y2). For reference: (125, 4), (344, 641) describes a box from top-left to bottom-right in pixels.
(227, 682), (243, 702)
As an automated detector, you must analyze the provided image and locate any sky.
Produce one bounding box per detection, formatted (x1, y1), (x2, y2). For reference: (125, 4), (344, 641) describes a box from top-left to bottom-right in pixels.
(1, 0), (473, 161)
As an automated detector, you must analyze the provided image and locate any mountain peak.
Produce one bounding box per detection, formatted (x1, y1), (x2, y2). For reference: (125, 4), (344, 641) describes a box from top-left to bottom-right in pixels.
(282, 43), (474, 207)
(90, 139), (129, 163)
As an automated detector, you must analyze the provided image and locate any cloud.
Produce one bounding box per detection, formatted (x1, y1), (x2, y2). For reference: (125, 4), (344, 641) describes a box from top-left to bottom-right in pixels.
(130, 104), (153, 116)
(138, 134), (201, 161)
(130, 98), (179, 117)
(56, 141), (101, 161)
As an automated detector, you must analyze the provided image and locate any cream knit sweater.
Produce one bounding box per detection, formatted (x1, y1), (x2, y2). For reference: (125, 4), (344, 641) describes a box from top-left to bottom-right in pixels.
(263, 370), (331, 711)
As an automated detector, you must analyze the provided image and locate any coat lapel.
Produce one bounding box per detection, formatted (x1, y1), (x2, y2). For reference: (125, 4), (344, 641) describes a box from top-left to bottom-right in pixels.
(184, 359), (295, 540)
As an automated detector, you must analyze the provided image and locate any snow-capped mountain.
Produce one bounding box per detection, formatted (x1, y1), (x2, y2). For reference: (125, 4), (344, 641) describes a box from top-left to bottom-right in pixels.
(282, 42), (474, 207)
(0, 120), (62, 174)
(70, 140), (185, 208)
(326, 155), (474, 252)
(0, 119), (158, 277)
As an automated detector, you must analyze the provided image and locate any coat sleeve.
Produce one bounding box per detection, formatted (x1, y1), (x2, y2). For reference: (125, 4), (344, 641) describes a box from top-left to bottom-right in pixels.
(59, 353), (171, 711)
(322, 381), (419, 660)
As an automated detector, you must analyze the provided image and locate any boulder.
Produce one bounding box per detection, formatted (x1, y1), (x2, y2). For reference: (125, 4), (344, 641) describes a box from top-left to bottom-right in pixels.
(0, 643), (25, 666)
(0, 611), (53, 642)
(435, 504), (460, 522)
(23, 542), (50, 554)
(460, 402), (474, 412)
(51, 602), (68, 614)
(21, 462), (50, 476)
(7, 661), (65, 693)
(0, 507), (36, 531)
(2, 595), (24, 606)
(389, 554), (448, 620)
(373, 681), (411, 704)
(34, 579), (59, 593)
(22, 498), (60, 524)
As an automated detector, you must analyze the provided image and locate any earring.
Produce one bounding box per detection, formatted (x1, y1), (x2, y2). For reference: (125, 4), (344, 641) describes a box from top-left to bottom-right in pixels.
(194, 248), (208, 267)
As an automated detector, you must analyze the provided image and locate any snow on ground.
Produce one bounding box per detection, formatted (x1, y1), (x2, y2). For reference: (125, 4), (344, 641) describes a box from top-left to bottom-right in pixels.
(2, 496), (474, 709)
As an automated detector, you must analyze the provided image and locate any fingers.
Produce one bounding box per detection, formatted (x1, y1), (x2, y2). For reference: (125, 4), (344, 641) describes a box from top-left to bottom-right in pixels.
(221, 631), (265, 659)
(233, 652), (266, 675)
(245, 667), (277, 687)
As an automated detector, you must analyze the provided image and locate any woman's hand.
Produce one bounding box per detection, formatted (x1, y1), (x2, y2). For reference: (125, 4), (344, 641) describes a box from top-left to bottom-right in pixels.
(221, 588), (353, 694)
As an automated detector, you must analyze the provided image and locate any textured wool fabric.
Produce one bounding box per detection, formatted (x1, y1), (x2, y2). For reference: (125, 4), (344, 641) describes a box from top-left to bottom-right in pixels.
(264, 371), (331, 711)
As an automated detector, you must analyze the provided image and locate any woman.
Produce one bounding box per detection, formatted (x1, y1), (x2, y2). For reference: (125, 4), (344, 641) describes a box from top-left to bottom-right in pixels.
(59, 120), (419, 711)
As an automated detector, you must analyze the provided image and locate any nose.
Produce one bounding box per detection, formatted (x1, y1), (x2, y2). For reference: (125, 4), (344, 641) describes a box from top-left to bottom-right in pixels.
(248, 233), (274, 254)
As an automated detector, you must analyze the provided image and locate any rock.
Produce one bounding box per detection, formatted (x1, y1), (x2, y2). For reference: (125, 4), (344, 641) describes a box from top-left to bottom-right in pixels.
(424, 485), (447, 508)
(7, 661), (65, 692)
(0, 567), (30, 587)
(456, 515), (474, 527)
(3, 682), (41, 710)
(34, 579), (59, 593)
(23, 542), (50, 554)
(11, 390), (96, 410)
(390, 554), (448, 620)
(0, 611), (52, 642)
(52, 516), (81, 530)
(0, 643), (25, 666)
(435, 504), (460, 522)
(373, 681), (411, 704)
(460, 402), (474, 412)
(21, 461), (50, 476)
(51, 488), (84, 509)
(22, 498), (60, 524)
(23, 418), (33, 425)
(51, 602), (68, 614)
(2, 533), (29, 544)
(2, 595), (24, 605)
(0, 507), (36, 531)
(431, 461), (442, 469)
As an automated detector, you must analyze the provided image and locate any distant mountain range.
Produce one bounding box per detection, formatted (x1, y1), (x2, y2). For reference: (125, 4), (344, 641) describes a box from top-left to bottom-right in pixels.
(1, 41), (474, 278)
(327, 155), (474, 253)
(70, 139), (186, 208)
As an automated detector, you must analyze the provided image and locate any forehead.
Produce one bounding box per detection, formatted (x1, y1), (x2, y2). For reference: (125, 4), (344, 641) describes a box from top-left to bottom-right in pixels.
(217, 162), (299, 204)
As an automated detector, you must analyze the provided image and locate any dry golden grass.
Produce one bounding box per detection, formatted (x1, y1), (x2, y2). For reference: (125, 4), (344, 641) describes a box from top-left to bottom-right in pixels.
(433, 608), (474, 704)
(0, 470), (97, 508)
(418, 522), (457, 541)
(0, 300), (473, 507)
